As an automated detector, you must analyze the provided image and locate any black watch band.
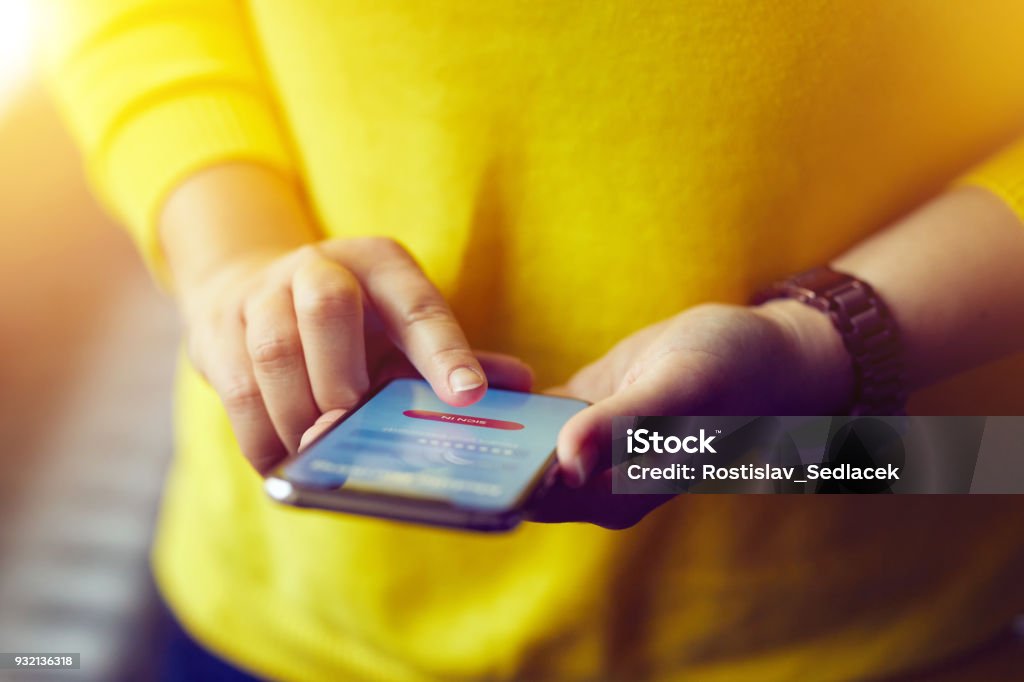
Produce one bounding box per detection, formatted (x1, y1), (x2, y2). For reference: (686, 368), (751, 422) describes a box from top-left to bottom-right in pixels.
(752, 266), (907, 416)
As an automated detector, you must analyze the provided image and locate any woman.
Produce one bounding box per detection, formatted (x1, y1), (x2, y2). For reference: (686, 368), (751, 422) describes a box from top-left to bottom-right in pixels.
(44, 1), (1024, 679)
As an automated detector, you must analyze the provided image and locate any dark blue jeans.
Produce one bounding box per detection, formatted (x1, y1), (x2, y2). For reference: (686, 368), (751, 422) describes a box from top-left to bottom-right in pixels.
(120, 579), (265, 682)
(159, 611), (265, 682)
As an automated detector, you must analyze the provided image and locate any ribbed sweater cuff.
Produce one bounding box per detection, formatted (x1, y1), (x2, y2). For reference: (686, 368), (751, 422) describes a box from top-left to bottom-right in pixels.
(93, 88), (296, 286)
(958, 136), (1024, 226)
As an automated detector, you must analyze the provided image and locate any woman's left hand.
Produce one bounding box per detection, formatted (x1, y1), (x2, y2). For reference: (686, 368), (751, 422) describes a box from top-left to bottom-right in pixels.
(531, 300), (853, 529)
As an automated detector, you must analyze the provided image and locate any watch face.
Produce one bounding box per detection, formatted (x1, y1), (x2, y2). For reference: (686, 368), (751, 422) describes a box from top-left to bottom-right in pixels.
(792, 266), (857, 296)
(755, 266), (906, 415)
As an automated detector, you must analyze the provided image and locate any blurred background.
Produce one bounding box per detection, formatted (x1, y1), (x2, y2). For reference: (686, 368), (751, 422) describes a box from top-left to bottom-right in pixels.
(0, 2), (177, 680)
(2, 2), (1024, 681)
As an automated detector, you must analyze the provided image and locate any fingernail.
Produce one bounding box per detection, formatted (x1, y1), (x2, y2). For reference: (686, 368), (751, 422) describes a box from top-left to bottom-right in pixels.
(567, 441), (600, 488)
(571, 458), (588, 488)
(449, 367), (484, 393)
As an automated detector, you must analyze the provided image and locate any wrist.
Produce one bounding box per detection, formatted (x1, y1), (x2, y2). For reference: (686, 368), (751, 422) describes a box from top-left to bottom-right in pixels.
(754, 299), (855, 414)
(159, 164), (319, 297)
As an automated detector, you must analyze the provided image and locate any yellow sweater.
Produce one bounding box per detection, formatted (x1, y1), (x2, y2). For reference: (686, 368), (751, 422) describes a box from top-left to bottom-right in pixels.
(46, 2), (1024, 680)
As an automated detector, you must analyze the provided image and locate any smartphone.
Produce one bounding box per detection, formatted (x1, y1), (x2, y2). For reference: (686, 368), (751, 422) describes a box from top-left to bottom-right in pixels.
(264, 378), (588, 531)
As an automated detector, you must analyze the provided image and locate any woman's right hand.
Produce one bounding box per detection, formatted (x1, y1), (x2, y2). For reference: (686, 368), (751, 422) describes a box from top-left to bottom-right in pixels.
(177, 236), (533, 473)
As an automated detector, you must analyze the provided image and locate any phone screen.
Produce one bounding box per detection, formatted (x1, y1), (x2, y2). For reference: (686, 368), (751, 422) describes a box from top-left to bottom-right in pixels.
(281, 378), (587, 512)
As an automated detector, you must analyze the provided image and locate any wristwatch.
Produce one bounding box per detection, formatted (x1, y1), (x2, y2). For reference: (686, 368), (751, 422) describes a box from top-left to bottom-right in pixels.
(751, 266), (907, 416)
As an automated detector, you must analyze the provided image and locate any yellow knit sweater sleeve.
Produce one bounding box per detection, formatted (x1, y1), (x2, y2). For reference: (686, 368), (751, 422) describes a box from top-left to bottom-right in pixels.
(41, 0), (296, 282)
(960, 137), (1024, 223)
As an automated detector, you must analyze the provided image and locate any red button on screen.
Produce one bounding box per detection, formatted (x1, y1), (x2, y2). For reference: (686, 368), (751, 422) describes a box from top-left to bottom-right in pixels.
(403, 409), (525, 431)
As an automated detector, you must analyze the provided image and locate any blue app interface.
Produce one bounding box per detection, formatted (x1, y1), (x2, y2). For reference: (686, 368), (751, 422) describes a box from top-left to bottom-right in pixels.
(283, 379), (587, 511)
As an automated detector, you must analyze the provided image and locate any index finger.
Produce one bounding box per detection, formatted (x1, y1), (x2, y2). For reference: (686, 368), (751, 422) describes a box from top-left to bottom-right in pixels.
(325, 238), (487, 406)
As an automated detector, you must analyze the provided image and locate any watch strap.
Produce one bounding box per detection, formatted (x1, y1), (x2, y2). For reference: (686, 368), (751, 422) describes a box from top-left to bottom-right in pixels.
(752, 266), (907, 416)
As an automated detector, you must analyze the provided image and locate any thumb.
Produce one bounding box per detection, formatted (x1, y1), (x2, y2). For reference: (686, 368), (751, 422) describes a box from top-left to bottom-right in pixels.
(299, 409), (348, 452)
(556, 361), (702, 488)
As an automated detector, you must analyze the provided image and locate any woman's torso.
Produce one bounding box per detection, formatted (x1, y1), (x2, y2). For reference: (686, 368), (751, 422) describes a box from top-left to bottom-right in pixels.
(156, 3), (1024, 680)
